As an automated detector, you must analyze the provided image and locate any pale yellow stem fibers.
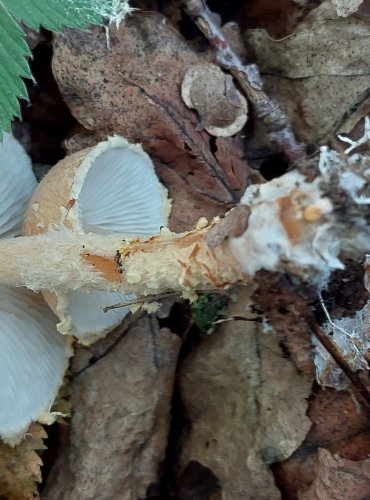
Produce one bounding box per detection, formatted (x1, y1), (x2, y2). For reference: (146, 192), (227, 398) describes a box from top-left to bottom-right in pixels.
(0, 226), (246, 297)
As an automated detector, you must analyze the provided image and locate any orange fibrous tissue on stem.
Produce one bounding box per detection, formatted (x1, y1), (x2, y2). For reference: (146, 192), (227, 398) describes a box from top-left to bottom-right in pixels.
(82, 253), (122, 282)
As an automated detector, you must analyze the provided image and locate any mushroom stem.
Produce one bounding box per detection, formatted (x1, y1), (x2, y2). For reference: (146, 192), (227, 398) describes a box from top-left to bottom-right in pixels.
(0, 158), (369, 298)
(0, 222), (246, 297)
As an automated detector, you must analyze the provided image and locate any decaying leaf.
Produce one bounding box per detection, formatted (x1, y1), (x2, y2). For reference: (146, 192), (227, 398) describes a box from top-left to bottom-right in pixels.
(307, 388), (370, 459)
(298, 448), (370, 499)
(331, 0), (364, 16)
(253, 273), (314, 375)
(273, 387), (370, 497)
(0, 423), (46, 500)
(246, 0), (370, 146)
(53, 12), (251, 231)
(178, 287), (312, 499)
(42, 317), (181, 500)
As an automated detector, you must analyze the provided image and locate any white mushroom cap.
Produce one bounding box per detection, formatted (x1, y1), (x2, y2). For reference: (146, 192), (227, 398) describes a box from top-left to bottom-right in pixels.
(0, 133), (37, 238)
(0, 286), (72, 445)
(24, 136), (171, 343)
(0, 137), (71, 444)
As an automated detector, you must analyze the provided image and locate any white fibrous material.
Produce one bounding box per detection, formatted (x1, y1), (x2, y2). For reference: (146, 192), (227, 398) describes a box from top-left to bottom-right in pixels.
(230, 120), (370, 285)
(313, 302), (370, 389)
(230, 170), (341, 282)
(0, 134), (37, 238)
(320, 118), (370, 205)
(320, 148), (370, 206)
(0, 285), (71, 444)
(91, 0), (134, 28)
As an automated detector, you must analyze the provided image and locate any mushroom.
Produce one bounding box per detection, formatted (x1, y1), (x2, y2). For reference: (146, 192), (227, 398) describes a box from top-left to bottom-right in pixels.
(24, 136), (171, 343)
(181, 63), (248, 137)
(0, 134), (71, 444)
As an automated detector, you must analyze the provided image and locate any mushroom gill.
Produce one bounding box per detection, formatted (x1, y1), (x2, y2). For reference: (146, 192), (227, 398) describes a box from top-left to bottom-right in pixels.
(0, 286), (71, 444)
(0, 134), (71, 444)
(0, 133), (37, 238)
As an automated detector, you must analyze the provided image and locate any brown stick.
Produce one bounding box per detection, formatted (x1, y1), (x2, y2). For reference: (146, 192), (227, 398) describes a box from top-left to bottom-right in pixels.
(183, 0), (306, 163)
(305, 312), (370, 408)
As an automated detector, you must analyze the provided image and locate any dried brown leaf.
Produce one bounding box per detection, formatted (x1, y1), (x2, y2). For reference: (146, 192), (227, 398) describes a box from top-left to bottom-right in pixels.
(253, 273), (315, 375)
(0, 423), (47, 500)
(53, 12), (250, 231)
(307, 388), (370, 459)
(246, 0), (370, 146)
(273, 388), (370, 498)
(178, 287), (312, 499)
(42, 318), (181, 500)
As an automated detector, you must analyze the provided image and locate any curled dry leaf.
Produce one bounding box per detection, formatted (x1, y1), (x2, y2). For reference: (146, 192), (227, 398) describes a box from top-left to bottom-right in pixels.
(0, 423), (46, 500)
(246, 0), (370, 146)
(178, 288), (312, 499)
(53, 12), (251, 231)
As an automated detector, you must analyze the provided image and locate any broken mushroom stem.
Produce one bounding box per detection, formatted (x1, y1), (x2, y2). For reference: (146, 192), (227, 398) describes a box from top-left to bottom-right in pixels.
(183, 0), (306, 163)
(0, 219), (246, 298)
(0, 145), (369, 316)
(0, 170), (365, 299)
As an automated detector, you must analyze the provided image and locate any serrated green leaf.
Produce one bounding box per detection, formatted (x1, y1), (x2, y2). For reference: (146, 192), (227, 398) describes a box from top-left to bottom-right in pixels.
(0, 5), (31, 138)
(0, 0), (128, 139)
(1, 0), (102, 32)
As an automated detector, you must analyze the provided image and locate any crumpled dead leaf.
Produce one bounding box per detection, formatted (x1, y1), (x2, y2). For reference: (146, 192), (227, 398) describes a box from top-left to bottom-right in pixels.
(246, 0), (370, 146)
(0, 423), (47, 500)
(53, 12), (251, 231)
(178, 287), (313, 499)
(298, 448), (370, 499)
(42, 317), (181, 500)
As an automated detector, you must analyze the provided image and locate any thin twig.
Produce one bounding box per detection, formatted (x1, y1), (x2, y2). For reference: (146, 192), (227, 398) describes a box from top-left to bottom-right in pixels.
(212, 315), (262, 325)
(318, 291), (368, 368)
(183, 0), (306, 163)
(305, 314), (370, 408)
(102, 292), (179, 312)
